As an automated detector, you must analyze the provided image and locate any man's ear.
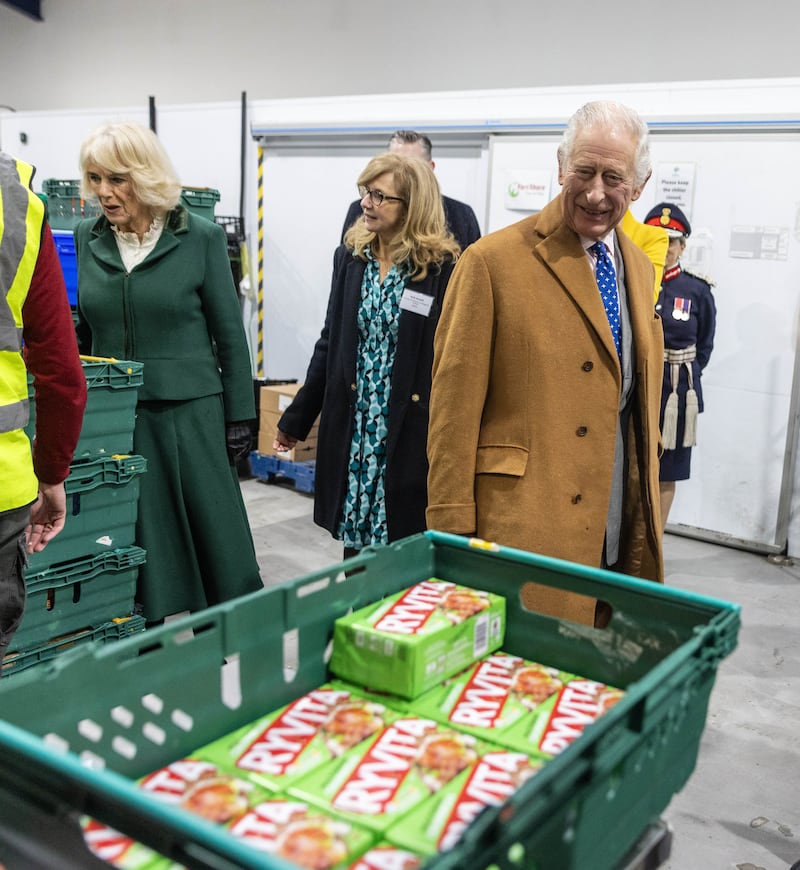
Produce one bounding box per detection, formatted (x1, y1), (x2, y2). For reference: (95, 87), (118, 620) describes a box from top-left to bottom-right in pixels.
(630, 169), (652, 203)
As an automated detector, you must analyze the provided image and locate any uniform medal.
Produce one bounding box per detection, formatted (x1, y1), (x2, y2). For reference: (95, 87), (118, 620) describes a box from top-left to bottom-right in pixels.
(672, 298), (691, 321)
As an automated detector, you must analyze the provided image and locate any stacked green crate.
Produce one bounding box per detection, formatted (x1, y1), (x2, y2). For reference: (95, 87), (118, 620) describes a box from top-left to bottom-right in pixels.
(40, 178), (102, 230)
(180, 186), (220, 220)
(5, 358), (148, 675)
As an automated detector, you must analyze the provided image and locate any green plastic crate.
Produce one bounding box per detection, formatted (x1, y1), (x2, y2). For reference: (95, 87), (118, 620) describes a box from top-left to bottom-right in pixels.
(180, 186), (220, 221)
(26, 357), (144, 458)
(76, 357), (143, 457)
(40, 178), (102, 229)
(0, 531), (740, 870)
(12, 546), (146, 652)
(24, 454), (146, 575)
(1, 614), (146, 680)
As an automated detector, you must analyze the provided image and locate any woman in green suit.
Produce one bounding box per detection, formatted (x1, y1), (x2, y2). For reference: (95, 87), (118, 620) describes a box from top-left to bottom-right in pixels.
(75, 121), (261, 625)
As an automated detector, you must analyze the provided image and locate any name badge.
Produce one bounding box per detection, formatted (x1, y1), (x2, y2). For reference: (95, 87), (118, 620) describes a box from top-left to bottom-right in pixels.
(399, 289), (434, 317)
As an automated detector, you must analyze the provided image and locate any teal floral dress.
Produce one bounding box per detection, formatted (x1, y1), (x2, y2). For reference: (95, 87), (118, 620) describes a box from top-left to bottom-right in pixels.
(339, 248), (409, 548)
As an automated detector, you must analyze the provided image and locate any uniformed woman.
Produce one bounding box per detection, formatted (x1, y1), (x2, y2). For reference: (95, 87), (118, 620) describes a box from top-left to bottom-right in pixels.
(645, 203), (717, 529)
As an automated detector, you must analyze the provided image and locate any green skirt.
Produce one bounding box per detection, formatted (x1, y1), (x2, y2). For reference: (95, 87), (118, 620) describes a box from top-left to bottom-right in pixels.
(133, 394), (262, 622)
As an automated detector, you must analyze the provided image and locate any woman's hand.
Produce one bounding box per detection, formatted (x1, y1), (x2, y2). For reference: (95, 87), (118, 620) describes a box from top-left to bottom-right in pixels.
(273, 429), (298, 452)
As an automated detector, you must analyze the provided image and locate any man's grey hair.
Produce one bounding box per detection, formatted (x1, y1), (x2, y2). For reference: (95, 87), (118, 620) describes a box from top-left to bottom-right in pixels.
(558, 101), (651, 188)
(387, 130), (433, 161)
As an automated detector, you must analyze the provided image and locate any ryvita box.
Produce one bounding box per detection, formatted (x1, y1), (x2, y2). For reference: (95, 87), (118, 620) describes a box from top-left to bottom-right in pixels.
(195, 683), (396, 793)
(410, 650), (624, 760)
(330, 579), (505, 700)
(288, 716), (492, 835)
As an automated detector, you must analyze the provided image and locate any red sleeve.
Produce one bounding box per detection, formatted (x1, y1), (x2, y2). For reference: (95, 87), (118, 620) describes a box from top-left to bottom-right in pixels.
(22, 223), (87, 484)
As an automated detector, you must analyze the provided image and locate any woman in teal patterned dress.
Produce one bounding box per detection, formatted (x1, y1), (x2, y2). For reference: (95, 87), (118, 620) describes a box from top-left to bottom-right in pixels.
(274, 152), (460, 556)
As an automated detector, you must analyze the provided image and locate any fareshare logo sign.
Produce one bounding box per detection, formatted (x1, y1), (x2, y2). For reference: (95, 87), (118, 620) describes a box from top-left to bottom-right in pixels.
(504, 169), (552, 211)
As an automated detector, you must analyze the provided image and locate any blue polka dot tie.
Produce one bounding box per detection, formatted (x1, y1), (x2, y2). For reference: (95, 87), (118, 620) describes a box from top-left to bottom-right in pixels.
(591, 241), (621, 360)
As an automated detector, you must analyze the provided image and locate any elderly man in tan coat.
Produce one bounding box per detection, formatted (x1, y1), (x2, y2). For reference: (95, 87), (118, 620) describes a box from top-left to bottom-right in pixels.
(426, 101), (664, 626)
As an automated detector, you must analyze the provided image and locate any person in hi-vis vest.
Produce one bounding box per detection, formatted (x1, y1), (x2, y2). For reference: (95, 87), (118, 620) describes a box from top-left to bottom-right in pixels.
(0, 151), (86, 666)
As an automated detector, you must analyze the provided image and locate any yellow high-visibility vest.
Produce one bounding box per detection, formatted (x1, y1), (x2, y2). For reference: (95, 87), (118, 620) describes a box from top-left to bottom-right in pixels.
(0, 152), (44, 511)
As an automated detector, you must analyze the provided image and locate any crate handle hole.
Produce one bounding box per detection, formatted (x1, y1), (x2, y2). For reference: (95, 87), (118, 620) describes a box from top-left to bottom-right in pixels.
(297, 576), (331, 599)
(78, 719), (103, 743)
(111, 706), (134, 728)
(222, 655), (242, 710)
(283, 629), (299, 682)
(112, 735), (137, 760)
(520, 581), (614, 629)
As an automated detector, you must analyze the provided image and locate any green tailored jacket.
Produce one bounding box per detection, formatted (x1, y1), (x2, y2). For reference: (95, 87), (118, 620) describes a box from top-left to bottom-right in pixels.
(74, 207), (254, 421)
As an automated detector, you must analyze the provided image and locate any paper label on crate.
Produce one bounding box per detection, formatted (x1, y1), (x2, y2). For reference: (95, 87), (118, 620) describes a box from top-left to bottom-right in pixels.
(226, 798), (372, 867)
(386, 749), (543, 856)
(399, 289), (434, 317)
(196, 684), (395, 791)
(330, 580), (506, 699)
(289, 717), (487, 833)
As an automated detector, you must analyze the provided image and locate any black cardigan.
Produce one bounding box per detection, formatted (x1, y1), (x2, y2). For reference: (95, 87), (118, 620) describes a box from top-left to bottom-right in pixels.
(278, 245), (455, 543)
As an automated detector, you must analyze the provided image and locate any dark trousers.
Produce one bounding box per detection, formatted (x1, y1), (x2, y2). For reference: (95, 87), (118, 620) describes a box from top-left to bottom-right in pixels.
(0, 503), (31, 667)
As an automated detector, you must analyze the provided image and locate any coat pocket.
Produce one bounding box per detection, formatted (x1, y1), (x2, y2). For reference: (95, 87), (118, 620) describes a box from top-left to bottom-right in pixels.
(475, 444), (529, 477)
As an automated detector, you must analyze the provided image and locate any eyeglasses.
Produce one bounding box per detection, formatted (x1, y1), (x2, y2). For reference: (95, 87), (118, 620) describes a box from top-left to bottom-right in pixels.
(358, 184), (405, 207)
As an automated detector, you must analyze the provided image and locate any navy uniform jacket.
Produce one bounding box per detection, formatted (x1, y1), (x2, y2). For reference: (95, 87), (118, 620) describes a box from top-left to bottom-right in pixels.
(655, 266), (716, 417)
(341, 195), (481, 252)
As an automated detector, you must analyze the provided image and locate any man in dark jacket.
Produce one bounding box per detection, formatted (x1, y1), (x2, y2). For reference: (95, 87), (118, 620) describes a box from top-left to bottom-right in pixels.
(341, 130), (481, 251)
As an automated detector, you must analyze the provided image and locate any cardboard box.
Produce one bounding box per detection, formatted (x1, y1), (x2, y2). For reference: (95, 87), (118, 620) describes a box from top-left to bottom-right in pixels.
(257, 430), (317, 462)
(82, 757), (273, 869)
(289, 717), (492, 835)
(260, 383), (304, 415)
(195, 684), (397, 793)
(258, 384), (319, 461)
(387, 749), (543, 856)
(260, 409), (318, 444)
(330, 579), (506, 700)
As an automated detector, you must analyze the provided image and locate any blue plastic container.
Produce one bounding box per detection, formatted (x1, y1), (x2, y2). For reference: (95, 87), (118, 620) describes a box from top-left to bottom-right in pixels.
(52, 229), (77, 307)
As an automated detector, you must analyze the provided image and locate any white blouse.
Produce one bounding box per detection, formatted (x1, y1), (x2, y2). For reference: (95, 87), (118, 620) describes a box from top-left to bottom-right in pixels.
(113, 215), (165, 272)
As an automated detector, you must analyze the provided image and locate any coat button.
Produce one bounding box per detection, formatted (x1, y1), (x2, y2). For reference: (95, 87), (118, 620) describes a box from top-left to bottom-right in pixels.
(411, 393), (420, 402)
(582, 361), (593, 372)
(350, 382), (357, 391)
(576, 426), (588, 437)
(572, 494), (582, 504)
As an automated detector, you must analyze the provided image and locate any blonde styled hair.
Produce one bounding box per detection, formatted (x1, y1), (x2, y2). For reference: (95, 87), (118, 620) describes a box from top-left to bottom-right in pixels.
(344, 152), (460, 280)
(79, 121), (182, 212)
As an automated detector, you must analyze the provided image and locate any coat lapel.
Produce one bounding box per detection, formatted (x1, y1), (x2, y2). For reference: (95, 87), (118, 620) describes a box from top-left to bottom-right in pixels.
(339, 256), (364, 390)
(533, 197), (620, 368)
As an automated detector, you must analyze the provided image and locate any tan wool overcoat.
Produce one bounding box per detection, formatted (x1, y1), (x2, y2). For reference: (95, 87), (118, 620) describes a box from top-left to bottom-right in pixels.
(426, 195), (664, 624)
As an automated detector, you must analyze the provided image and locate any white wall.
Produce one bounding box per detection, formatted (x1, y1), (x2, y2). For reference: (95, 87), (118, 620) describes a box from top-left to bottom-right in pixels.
(6, 78), (798, 554)
(1, 0), (799, 112)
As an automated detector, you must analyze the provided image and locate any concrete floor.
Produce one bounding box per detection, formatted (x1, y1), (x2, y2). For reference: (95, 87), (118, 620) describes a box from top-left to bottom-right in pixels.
(240, 475), (800, 870)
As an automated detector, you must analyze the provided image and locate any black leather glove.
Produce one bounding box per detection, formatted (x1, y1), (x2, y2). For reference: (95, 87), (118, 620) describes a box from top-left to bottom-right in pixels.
(226, 420), (254, 464)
